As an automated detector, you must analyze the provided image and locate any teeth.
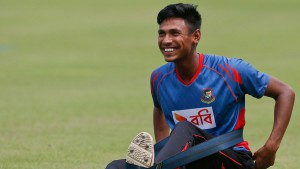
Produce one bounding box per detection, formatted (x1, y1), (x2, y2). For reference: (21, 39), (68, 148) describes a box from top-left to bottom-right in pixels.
(164, 48), (174, 52)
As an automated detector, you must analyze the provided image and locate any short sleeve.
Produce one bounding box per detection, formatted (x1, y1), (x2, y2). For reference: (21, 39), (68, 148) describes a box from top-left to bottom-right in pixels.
(150, 71), (161, 108)
(229, 58), (270, 98)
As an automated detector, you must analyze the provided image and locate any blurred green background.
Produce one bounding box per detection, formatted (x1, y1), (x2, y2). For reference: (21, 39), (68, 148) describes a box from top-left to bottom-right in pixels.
(0, 0), (299, 168)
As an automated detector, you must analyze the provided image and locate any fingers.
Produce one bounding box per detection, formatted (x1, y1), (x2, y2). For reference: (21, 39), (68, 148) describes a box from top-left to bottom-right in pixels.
(253, 146), (276, 169)
(254, 158), (275, 169)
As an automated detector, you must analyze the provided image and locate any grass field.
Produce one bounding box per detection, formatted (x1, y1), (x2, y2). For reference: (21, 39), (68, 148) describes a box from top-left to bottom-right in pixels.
(0, 0), (299, 168)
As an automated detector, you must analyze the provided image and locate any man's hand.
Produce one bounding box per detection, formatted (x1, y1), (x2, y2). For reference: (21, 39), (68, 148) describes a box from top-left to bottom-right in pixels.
(253, 145), (276, 169)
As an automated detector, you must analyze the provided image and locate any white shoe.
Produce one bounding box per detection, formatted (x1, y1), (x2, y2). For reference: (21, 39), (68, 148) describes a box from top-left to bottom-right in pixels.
(126, 132), (154, 168)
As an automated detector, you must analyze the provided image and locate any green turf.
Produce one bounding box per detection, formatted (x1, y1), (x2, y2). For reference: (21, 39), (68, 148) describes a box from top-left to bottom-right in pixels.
(0, 0), (299, 168)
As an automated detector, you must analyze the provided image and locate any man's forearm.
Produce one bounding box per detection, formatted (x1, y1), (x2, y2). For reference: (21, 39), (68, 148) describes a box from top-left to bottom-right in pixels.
(153, 107), (170, 143)
(265, 84), (295, 151)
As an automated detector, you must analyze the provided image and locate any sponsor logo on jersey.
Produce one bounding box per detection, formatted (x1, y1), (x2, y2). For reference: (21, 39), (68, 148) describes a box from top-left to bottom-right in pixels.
(201, 88), (215, 104)
(172, 107), (216, 129)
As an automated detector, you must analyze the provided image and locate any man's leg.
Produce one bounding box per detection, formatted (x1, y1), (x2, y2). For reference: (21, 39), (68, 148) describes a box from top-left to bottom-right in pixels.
(105, 159), (126, 169)
(106, 121), (254, 169)
(186, 148), (254, 169)
(154, 121), (213, 163)
(155, 121), (254, 169)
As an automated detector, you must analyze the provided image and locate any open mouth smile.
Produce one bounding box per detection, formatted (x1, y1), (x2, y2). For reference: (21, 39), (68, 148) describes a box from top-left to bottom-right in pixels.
(164, 48), (175, 52)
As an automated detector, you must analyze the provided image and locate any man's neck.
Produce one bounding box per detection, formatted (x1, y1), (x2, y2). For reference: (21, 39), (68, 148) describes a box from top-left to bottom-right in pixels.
(175, 52), (199, 83)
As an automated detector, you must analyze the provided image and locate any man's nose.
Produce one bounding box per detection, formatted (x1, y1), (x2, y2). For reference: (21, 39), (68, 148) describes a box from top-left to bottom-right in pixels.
(161, 34), (172, 44)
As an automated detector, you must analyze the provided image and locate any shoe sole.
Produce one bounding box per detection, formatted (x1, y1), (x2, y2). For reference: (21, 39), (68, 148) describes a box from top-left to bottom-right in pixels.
(126, 132), (154, 168)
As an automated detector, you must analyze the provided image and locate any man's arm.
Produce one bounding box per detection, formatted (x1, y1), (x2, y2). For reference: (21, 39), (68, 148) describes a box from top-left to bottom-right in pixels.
(253, 76), (295, 169)
(153, 106), (170, 143)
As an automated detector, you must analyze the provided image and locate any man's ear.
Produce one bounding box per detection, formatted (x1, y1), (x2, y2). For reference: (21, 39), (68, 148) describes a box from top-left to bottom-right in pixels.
(193, 29), (201, 44)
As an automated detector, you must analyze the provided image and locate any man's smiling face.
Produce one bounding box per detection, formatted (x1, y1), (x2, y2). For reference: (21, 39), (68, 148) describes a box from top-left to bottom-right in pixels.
(158, 17), (198, 62)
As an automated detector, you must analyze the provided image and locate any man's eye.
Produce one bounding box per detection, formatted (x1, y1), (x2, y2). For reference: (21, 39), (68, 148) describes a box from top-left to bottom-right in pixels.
(172, 32), (181, 36)
(158, 32), (165, 37)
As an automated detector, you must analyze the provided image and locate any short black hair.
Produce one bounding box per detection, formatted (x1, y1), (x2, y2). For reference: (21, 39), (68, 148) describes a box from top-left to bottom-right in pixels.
(157, 3), (202, 33)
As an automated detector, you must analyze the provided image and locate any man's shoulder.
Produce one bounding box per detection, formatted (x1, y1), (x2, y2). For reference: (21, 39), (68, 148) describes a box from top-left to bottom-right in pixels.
(203, 53), (245, 68)
(150, 62), (175, 90)
(151, 62), (175, 77)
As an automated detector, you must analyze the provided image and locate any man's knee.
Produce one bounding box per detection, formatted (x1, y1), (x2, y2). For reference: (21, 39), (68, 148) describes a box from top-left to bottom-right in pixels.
(174, 121), (196, 130)
(105, 159), (126, 169)
(176, 121), (193, 127)
(171, 121), (198, 136)
(174, 121), (212, 139)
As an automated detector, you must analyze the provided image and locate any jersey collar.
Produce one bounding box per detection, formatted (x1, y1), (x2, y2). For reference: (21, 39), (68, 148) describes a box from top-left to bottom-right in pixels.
(175, 53), (204, 86)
